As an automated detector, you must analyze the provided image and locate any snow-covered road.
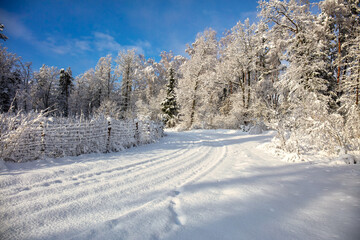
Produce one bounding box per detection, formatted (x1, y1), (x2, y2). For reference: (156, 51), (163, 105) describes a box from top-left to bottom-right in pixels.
(1, 130), (359, 240)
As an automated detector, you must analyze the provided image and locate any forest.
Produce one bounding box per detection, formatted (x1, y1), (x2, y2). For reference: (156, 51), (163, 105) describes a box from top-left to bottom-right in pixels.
(0, 0), (359, 159)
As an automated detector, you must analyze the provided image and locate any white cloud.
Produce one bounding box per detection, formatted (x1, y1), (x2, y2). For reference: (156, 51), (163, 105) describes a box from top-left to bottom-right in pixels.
(0, 10), (149, 57)
(39, 36), (72, 55)
(74, 39), (91, 51)
(93, 32), (122, 52)
(93, 32), (148, 55)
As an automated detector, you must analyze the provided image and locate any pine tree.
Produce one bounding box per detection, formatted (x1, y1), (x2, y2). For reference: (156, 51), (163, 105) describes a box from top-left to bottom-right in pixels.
(161, 67), (178, 127)
(58, 67), (73, 117)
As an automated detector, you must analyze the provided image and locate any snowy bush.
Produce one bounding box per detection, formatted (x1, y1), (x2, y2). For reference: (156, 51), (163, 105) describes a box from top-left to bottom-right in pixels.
(0, 111), (47, 161)
(271, 101), (360, 162)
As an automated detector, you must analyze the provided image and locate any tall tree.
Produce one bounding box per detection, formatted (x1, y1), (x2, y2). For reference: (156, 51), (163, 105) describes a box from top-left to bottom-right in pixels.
(115, 49), (139, 119)
(0, 46), (20, 112)
(58, 67), (73, 117)
(69, 69), (96, 117)
(16, 62), (33, 112)
(178, 28), (218, 128)
(95, 54), (114, 102)
(161, 67), (178, 127)
(32, 65), (59, 112)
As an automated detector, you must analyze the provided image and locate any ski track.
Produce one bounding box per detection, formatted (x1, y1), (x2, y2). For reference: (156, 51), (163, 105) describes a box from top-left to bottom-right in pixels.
(1, 130), (359, 240)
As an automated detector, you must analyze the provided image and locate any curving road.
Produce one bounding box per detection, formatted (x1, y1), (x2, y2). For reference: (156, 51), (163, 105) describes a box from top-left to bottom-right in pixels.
(0, 130), (359, 240)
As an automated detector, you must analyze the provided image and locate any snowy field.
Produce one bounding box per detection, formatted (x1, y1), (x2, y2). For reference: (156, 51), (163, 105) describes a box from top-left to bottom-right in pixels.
(0, 130), (359, 240)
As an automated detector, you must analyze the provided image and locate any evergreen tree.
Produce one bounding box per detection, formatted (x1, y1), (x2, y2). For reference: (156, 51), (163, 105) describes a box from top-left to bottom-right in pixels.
(161, 67), (178, 127)
(58, 67), (73, 117)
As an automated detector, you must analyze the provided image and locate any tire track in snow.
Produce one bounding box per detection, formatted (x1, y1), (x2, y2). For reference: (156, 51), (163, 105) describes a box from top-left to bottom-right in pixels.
(0, 139), (191, 196)
(0, 132), (203, 204)
(1, 146), (206, 226)
(0, 131), (232, 239)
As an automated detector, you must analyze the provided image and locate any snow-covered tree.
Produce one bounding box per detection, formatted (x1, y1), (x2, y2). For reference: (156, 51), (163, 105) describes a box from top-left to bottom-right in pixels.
(330, 0), (360, 107)
(161, 67), (178, 127)
(178, 28), (219, 129)
(115, 49), (140, 119)
(95, 54), (115, 102)
(252, 19), (280, 121)
(32, 65), (59, 112)
(257, 0), (360, 155)
(0, 46), (21, 112)
(69, 70), (94, 117)
(16, 62), (33, 112)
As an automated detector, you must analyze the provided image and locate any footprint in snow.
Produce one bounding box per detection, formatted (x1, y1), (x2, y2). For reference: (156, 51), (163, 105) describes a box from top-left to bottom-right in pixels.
(169, 190), (180, 197)
(169, 190), (186, 226)
(169, 199), (186, 226)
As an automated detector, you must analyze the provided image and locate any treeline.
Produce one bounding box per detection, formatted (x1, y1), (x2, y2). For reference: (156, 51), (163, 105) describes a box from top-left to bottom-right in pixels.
(0, 46), (185, 121)
(1, 0), (359, 156)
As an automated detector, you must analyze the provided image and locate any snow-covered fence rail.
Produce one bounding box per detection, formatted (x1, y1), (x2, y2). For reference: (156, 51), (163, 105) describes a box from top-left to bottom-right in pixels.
(0, 116), (164, 162)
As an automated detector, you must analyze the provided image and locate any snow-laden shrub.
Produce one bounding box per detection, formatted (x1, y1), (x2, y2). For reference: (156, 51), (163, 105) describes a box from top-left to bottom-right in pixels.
(271, 93), (360, 162)
(335, 154), (358, 165)
(0, 111), (47, 161)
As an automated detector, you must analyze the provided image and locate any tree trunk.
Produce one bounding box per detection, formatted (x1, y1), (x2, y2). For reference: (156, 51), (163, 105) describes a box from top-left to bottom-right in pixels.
(242, 71), (246, 107)
(190, 81), (199, 128)
(357, 59), (359, 105)
(247, 70), (251, 109)
(122, 67), (131, 114)
(337, 35), (341, 84)
(107, 71), (111, 100)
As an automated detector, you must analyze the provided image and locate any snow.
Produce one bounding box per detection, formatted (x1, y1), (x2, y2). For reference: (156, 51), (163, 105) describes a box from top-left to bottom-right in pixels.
(1, 130), (359, 240)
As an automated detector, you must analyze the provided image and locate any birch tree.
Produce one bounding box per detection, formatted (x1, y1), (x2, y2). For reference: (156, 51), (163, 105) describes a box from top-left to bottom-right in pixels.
(178, 28), (218, 129)
(32, 65), (59, 112)
(115, 49), (139, 119)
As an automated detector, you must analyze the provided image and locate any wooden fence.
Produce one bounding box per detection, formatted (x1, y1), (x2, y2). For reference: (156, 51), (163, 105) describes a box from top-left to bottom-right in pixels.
(1, 118), (164, 162)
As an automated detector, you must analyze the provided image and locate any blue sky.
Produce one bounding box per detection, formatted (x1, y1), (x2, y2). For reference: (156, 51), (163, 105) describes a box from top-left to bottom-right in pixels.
(1, 0), (260, 76)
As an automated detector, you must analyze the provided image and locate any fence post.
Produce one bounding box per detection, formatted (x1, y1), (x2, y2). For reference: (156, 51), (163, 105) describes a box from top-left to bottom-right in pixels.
(40, 121), (45, 156)
(106, 118), (112, 153)
(135, 121), (140, 145)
